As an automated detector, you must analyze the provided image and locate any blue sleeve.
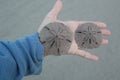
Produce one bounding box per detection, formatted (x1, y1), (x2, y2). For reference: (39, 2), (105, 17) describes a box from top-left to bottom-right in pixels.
(0, 32), (44, 80)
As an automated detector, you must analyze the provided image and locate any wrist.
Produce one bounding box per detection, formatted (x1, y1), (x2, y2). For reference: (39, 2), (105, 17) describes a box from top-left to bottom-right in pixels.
(44, 52), (49, 57)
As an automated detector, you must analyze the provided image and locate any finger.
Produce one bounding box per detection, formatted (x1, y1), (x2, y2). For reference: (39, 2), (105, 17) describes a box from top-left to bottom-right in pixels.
(75, 50), (99, 61)
(93, 22), (107, 28)
(101, 39), (108, 45)
(38, 0), (63, 32)
(77, 21), (107, 28)
(46, 0), (63, 20)
(101, 29), (111, 36)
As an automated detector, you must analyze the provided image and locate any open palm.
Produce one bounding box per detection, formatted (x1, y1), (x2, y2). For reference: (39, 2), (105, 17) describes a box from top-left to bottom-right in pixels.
(38, 0), (111, 61)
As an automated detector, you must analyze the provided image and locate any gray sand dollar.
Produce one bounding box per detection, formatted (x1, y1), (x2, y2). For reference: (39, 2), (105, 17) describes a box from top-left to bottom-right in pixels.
(75, 23), (102, 49)
(39, 22), (73, 55)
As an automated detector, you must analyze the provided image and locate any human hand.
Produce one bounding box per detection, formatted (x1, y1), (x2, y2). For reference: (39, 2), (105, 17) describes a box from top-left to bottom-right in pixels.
(38, 0), (111, 61)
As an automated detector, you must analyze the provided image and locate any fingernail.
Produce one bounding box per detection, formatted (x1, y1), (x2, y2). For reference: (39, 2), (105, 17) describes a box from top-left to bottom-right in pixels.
(93, 56), (99, 61)
(105, 40), (109, 44)
(107, 31), (111, 35)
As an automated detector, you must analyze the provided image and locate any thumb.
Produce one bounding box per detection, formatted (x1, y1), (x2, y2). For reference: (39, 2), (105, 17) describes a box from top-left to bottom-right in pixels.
(38, 0), (63, 32)
(46, 0), (63, 20)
